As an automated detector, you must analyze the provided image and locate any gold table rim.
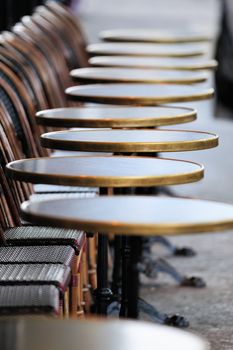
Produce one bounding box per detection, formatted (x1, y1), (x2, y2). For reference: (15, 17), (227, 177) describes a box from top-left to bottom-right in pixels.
(65, 86), (215, 105)
(86, 44), (207, 58)
(35, 106), (197, 127)
(70, 67), (208, 85)
(99, 30), (213, 44)
(21, 196), (233, 236)
(40, 128), (219, 153)
(88, 56), (218, 71)
(6, 155), (204, 187)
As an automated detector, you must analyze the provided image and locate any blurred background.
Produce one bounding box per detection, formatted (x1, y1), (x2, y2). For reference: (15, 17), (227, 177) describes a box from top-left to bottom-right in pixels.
(1, 1), (233, 349)
(1, 2), (232, 210)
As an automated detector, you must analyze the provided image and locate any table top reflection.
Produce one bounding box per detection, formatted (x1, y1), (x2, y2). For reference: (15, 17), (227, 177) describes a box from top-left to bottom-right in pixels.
(40, 129), (218, 153)
(36, 106), (197, 128)
(6, 156), (204, 187)
(87, 43), (207, 57)
(0, 318), (209, 350)
(70, 67), (208, 85)
(65, 84), (214, 105)
(89, 56), (218, 71)
(99, 28), (212, 44)
(21, 196), (233, 236)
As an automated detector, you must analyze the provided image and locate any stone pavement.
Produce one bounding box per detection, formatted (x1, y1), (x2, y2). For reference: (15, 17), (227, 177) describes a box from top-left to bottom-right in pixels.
(76, 1), (233, 348)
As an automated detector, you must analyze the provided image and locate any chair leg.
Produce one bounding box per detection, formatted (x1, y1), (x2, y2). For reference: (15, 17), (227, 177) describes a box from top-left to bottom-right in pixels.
(82, 248), (92, 313)
(59, 300), (64, 319)
(70, 256), (78, 318)
(111, 236), (122, 296)
(64, 289), (69, 319)
(94, 233), (113, 315)
(88, 236), (97, 290)
(77, 272), (85, 318)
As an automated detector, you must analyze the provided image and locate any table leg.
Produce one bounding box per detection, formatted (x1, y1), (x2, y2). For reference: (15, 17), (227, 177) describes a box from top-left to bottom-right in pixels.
(128, 235), (142, 319)
(95, 233), (113, 314)
(111, 235), (122, 296)
(119, 235), (131, 317)
(94, 187), (113, 315)
(119, 235), (142, 319)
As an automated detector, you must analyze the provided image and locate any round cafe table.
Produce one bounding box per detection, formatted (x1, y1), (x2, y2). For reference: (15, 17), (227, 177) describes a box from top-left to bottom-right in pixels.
(21, 195), (233, 319)
(6, 156), (204, 188)
(40, 129), (218, 153)
(0, 318), (209, 350)
(70, 67), (208, 85)
(87, 43), (207, 58)
(89, 56), (218, 71)
(99, 28), (212, 44)
(36, 106), (197, 128)
(6, 155), (204, 317)
(35, 128), (217, 319)
(34, 106), (206, 278)
(65, 84), (214, 105)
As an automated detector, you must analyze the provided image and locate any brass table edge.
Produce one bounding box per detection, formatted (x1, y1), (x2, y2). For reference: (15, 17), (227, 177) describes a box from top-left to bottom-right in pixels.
(40, 135), (218, 153)
(6, 168), (204, 188)
(6, 156), (204, 187)
(99, 32), (213, 44)
(65, 88), (214, 105)
(21, 207), (233, 237)
(35, 113), (197, 128)
(89, 58), (218, 71)
(70, 71), (208, 85)
(87, 50), (206, 58)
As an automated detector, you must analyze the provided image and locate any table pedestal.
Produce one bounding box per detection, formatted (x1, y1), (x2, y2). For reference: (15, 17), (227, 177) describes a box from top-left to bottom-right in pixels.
(126, 235), (142, 318)
(96, 233), (113, 314)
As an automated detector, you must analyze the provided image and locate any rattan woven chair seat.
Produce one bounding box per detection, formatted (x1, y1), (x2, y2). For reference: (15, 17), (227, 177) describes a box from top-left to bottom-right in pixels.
(51, 150), (111, 157)
(0, 246), (75, 266)
(30, 191), (98, 202)
(0, 285), (59, 316)
(0, 264), (70, 293)
(4, 227), (85, 254)
(34, 184), (99, 194)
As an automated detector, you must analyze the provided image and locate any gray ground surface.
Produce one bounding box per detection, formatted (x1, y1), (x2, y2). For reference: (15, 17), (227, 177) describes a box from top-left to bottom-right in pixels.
(77, 1), (233, 348)
(141, 232), (233, 350)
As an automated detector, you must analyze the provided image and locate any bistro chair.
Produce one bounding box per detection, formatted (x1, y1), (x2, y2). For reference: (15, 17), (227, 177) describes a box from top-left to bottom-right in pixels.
(0, 284), (60, 317)
(1, 31), (66, 108)
(35, 5), (88, 68)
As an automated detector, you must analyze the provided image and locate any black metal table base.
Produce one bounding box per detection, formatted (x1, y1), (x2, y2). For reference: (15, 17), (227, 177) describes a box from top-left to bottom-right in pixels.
(142, 236), (196, 257)
(138, 298), (189, 327)
(106, 298), (189, 328)
(120, 235), (141, 318)
(112, 235), (191, 326)
(139, 257), (206, 288)
(95, 233), (113, 314)
(94, 184), (201, 320)
(94, 187), (114, 315)
(94, 227), (199, 326)
(111, 236), (122, 296)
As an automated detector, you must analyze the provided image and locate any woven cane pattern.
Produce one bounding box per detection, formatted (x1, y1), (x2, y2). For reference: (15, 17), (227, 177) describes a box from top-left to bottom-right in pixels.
(0, 246), (75, 266)
(0, 285), (59, 315)
(4, 226), (85, 253)
(0, 264), (71, 292)
(34, 184), (99, 193)
(30, 191), (97, 201)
